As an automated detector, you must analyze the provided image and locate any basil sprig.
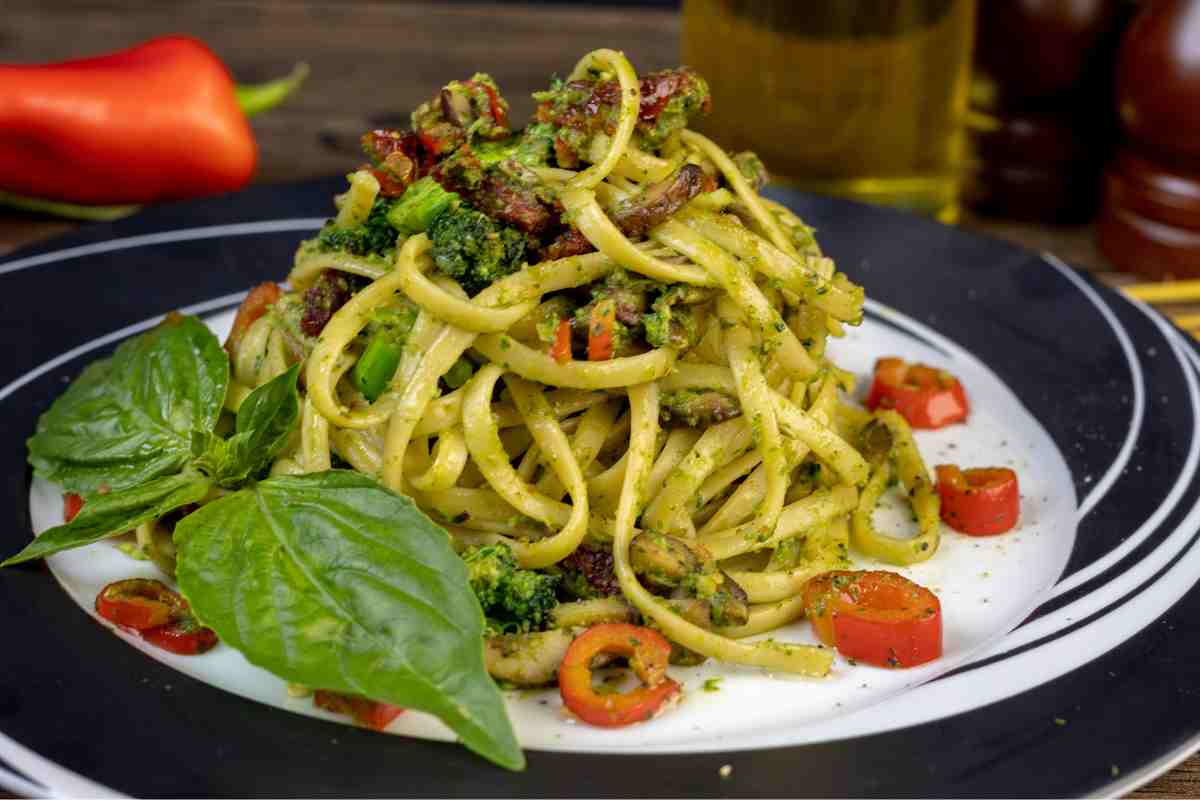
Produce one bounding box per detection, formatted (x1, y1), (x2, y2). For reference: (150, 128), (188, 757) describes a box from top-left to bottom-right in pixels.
(5, 314), (524, 770)
(175, 471), (523, 770)
(27, 314), (227, 494)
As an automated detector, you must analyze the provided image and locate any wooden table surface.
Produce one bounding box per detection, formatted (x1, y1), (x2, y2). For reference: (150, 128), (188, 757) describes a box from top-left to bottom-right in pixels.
(1, 2), (1196, 797)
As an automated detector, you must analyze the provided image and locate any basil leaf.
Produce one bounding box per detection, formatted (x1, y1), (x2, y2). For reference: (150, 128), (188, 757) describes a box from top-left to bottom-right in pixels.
(3, 471), (211, 566)
(174, 471), (523, 770)
(194, 365), (300, 486)
(27, 314), (228, 493)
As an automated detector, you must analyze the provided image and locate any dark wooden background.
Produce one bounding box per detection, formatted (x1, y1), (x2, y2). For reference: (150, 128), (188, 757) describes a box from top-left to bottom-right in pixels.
(0, 2), (1193, 797)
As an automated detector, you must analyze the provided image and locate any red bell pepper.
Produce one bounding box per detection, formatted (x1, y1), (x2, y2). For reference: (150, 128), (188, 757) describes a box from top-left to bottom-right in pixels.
(559, 623), (681, 727)
(864, 357), (969, 429)
(803, 570), (942, 668)
(0, 36), (305, 216)
(935, 465), (1021, 535)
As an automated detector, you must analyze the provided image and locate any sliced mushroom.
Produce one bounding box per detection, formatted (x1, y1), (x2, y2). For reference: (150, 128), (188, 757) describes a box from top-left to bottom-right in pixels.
(630, 532), (701, 591)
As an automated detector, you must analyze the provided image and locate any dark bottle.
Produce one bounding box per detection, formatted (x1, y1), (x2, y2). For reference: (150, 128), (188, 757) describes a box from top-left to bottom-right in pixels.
(1097, 0), (1200, 279)
(966, 1), (1128, 222)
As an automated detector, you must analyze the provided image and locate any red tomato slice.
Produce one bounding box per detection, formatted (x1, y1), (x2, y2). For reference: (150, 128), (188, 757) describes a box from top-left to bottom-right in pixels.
(225, 282), (282, 354)
(936, 465), (1020, 536)
(864, 357), (968, 429)
(559, 623), (681, 727)
(587, 299), (617, 362)
(803, 571), (942, 668)
(63, 492), (84, 523)
(550, 318), (572, 364)
(313, 690), (405, 731)
(95, 578), (183, 631)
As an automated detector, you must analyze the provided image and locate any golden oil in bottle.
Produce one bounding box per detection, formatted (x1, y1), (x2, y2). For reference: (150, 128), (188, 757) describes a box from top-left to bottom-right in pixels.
(683, 0), (975, 222)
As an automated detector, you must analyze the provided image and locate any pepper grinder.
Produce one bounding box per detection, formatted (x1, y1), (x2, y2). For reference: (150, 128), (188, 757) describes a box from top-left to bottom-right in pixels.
(966, 0), (1127, 223)
(1098, 0), (1200, 279)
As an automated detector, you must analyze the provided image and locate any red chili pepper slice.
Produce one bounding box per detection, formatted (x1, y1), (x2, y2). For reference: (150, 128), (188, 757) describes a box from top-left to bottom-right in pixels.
(95, 578), (183, 631)
(63, 492), (84, 523)
(935, 465), (1020, 536)
(559, 623), (681, 727)
(803, 570), (942, 668)
(864, 357), (969, 429)
(313, 690), (405, 731)
(550, 318), (572, 365)
(587, 299), (617, 362)
(140, 615), (219, 656)
(225, 281), (282, 354)
(94, 578), (218, 655)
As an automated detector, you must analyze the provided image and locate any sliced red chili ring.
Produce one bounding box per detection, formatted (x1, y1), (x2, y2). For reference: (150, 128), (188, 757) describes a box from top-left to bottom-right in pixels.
(313, 690), (405, 731)
(935, 464), (1020, 536)
(803, 570), (942, 668)
(559, 623), (681, 727)
(95, 578), (184, 631)
(140, 614), (219, 656)
(63, 492), (84, 523)
(864, 357), (969, 429)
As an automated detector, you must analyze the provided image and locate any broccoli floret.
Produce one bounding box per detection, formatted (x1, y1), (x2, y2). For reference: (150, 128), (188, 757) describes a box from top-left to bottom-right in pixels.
(428, 207), (526, 295)
(462, 543), (559, 634)
(317, 197), (400, 257)
(386, 177), (460, 235)
(514, 123), (556, 167)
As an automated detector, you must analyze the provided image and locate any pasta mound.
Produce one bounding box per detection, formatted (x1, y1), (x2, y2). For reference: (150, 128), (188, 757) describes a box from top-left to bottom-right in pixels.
(226, 49), (939, 680)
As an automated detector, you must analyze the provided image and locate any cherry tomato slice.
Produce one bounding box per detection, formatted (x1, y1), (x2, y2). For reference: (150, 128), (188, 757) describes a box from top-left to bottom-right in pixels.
(936, 465), (1020, 536)
(95, 578), (184, 631)
(63, 492), (84, 523)
(313, 690), (405, 731)
(225, 281), (282, 354)
(587, 299), (617, 362)
(550, 317), (572, 364)
(864, 357), (969, 429)
(803, 570), (942, 668)
(559, 623), (681, 727)
(141, 615), (219, 656)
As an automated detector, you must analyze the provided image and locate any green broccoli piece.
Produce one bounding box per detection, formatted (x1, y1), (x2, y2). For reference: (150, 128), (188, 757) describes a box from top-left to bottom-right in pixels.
(428, 207), (526, 296)
(461, 543), (559, 634)
(317, 196), (400, 257)
(386, 177), (461, 235)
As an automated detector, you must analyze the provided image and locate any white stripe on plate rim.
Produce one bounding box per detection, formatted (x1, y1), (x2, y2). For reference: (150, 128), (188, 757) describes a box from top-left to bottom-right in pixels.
(972, 291), (1200, 658)
(0, 218), (325, 277)
(1042, 254), (1150, 597)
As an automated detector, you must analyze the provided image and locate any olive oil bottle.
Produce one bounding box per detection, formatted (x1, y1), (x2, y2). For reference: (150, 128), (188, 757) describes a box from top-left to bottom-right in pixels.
(683, 0), (975, 222)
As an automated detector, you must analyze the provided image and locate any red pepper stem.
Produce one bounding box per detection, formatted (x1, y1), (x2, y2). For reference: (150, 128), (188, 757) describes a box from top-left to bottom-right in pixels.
(235, 63), (309, 117)
(0, 190), (139, 221)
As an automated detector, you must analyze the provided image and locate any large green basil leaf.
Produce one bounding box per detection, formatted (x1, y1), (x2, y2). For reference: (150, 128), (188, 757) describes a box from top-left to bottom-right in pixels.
(27, 314), (228, 493)
(173, 471), (523, 771)
(2, 471), (212, 566)
(194, 365), (300, 487)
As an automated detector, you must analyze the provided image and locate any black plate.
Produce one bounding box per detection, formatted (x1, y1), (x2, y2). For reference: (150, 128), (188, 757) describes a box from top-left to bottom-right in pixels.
(2, 179), (1199, 797)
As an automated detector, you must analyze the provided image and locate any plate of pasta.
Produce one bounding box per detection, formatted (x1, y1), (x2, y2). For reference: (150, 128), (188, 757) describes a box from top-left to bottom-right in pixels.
(2, 49), (1200, 798)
